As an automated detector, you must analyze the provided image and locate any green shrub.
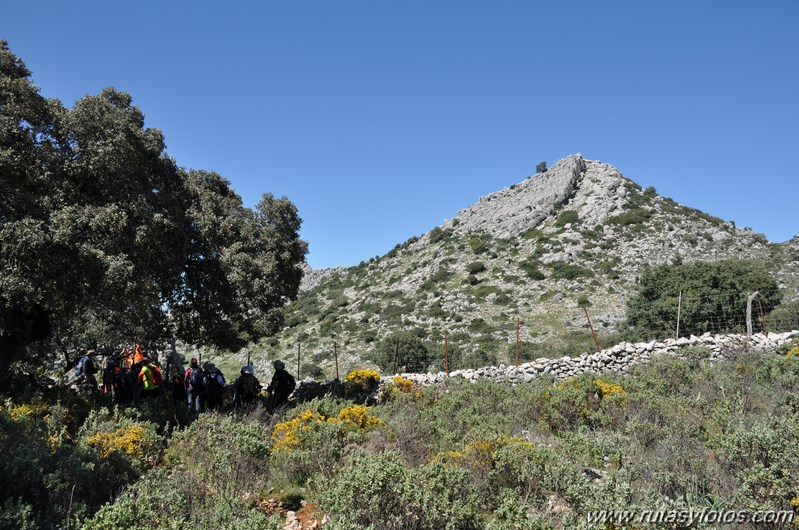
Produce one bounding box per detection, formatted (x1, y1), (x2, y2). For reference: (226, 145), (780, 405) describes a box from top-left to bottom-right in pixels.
(83, 469), (282, 530)
(625, 259), (781, 339)
(494, 293), (512, 306)
(606, 208), (652, 226)
(766, 299), (799, 332)
(320, 451), (483, 530)
(429, 227), (452, 244)
(472, 284), (501, 298)
(428, 304), (448, 319)
(371, 332), (431, 373)
(0, 399), (160, 529)
(555, 210), (580, 228)
(520, 228), (543, 241)
(596, 256), (620, 275)
(82, 412), (283, 528)
(468, 318), (491, 333)
(333, 295), (349, 307)
(419, 268), (454, 292)
(467, 233), (492, 255)
(514, 257), (542, 280)
(301, 363), (326, 379)
(548, 261), (592, 280)
(466, 261), (486, 274)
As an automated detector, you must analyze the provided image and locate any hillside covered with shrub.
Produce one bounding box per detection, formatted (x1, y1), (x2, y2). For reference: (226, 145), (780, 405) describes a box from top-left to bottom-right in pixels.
(266, 156), (799, 380)
(3, 344), (799, 528)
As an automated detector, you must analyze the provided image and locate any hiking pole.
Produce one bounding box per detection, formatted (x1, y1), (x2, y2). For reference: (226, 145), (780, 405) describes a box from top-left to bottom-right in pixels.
(297, 341), (301, 381)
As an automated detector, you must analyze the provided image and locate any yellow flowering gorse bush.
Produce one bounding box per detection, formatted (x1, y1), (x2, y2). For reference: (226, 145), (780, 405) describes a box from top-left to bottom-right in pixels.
(391, 375), (414, 393)
(271, 405), (382, 453)
(88, 426), (145, 459)
(785, 347), (799, 358)
(545, 378), (627, 400)
(380, 375), (419, 401)
(271, 409), (326, 452)
(594, 379), (627, 398)
(334, 404), (383, 432)
(2, 401), (50, 420)
(434, 435), (535, 470)
(345, 369), (381, 386)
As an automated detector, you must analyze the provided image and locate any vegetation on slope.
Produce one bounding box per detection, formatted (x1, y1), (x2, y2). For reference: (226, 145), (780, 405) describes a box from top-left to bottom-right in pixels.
(267, 172), (796, 380)
(3, 343), (799, 528)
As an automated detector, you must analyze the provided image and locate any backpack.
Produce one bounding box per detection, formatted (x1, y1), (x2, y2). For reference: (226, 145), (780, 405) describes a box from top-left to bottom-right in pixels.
(77, 357), (89, 377)
(204, 372), (224, 404)
(76, 356), (89, 377)
(238, 375), (257, 399)
(271, 370), (296, 396)
(187, 367), (203, 390)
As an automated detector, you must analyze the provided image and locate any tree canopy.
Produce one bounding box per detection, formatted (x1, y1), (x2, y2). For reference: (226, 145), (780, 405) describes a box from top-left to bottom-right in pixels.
(624, 259), (781, 340)
(0, 41), (307, 367)
(372, 331), (431, 373)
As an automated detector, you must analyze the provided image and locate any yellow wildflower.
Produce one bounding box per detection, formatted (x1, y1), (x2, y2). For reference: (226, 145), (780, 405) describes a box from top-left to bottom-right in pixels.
(345, 369), (381, 385)
(329, 404), (383, 431)
(391, 375), (414, 393)
(5, 402), (49, 420)
(272, 410), (326, 452)
(594, 379), (627, 398)
(88, 426), (144, 459)
(434, 436), (534, 470)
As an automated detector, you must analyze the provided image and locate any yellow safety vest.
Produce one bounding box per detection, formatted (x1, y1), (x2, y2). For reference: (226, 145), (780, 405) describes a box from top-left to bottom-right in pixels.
(139, 364), (160, 391)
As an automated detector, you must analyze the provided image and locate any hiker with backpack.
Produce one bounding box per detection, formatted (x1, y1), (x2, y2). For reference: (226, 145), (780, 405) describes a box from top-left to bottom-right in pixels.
(233, 364), (262, 408)
(135, 354), (163, 402)
(202, 362), (226, 411)
(185, 358), (205, 413)
(75, 350), (99, 392)
(170, 366), (186, 404)
(266, 359), (295, 413)
(102, 354), (124, 400)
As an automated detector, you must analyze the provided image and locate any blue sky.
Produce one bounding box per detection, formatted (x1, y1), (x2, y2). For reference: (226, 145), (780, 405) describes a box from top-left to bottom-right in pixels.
(4, 1), (797, 268)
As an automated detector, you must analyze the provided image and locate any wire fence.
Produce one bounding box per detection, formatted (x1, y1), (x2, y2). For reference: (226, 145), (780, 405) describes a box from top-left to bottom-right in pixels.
(295, 288), (799, 378)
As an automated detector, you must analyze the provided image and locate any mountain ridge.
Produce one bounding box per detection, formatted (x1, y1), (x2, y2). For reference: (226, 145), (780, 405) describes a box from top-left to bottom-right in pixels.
(268, 155), (798, 378)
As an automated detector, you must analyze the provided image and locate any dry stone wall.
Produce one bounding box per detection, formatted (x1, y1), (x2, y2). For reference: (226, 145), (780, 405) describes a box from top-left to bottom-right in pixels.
(383, 331), (799, 386)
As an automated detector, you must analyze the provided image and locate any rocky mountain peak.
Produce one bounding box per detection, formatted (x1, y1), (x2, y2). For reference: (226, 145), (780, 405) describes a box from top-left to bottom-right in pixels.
(283, 154), (796, 379)
(440, 154), (585, 239)
(413, 154), (637, 244)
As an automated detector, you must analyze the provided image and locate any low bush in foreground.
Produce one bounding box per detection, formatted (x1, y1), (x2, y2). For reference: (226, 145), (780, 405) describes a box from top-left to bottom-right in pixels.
(4, 350), (799, 528)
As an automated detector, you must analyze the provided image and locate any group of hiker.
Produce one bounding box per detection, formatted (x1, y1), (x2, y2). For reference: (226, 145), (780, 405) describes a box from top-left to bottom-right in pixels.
(74, 345), (163, 404)
(74, 345), (296, 413)
(183, 358), (295, 413)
